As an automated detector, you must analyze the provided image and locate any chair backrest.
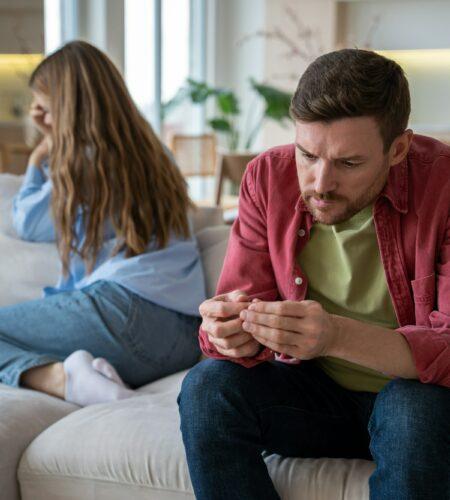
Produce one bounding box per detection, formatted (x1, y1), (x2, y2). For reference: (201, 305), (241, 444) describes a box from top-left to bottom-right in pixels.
(0, 143), (32, 175)
(170, 134), (217, 177)
(215, 152), (257, 206)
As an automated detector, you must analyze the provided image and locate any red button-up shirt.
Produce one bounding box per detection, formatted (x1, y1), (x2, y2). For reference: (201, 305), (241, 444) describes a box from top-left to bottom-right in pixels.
(199, 135), (450, 387)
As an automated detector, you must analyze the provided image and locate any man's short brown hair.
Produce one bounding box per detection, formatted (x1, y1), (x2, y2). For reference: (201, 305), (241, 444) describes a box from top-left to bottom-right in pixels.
(290, 49), (411, 151)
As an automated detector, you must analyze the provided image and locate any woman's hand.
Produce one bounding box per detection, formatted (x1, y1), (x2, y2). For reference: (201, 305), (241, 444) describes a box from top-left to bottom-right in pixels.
(30, 100), (52, 136)
(28, 135), (52, 170)
(28, 97), (53, 169)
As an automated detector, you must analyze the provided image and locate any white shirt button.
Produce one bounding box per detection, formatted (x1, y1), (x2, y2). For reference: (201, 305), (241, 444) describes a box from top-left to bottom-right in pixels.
(295, 277), (303, 285)
(298, 229), (306, 237)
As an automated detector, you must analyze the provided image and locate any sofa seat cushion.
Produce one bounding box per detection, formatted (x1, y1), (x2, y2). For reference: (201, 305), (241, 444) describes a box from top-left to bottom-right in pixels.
(18, 370), (375, 500)
(0, 384), (77, 500)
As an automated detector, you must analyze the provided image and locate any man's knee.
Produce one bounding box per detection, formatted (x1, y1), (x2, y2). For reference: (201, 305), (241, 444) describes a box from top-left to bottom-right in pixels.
(178, 358), (246, 415)
(369, 378), (450, 453)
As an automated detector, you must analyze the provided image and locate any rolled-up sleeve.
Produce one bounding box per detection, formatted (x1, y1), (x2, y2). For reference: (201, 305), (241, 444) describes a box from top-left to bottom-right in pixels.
(199, 161), (278, 367)
(12, 164), (56, 242)
(397, 215), (450, 387)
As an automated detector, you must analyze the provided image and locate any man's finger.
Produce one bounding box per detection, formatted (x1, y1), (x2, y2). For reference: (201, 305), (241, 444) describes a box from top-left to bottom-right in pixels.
(215, 338), (261, 358)
(207, 289), (248, 302)
(200, 300), (250, 319)
(224, 289), (249, 302)
(251, 334), (299, 358)
(247, 300), (313, 318)
(240, 310), (300, 332)
(209, 331), (252, 350)
(202, 316), (243, 339)
(242, 322), (298, 346)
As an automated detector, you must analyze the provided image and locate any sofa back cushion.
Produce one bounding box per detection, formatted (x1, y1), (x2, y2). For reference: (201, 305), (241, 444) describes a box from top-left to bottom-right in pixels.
(196, 225), (230, 297)
(0, 174), (59, 306)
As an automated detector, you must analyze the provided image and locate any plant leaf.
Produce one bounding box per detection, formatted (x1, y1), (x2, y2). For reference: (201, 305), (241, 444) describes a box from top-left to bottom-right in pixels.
(250, 78), (292, 121)
(216, 91), (240, 115)
(209, 118), (232, 132)
(161, 87), (189, 119)
(186, 79), (214, 103)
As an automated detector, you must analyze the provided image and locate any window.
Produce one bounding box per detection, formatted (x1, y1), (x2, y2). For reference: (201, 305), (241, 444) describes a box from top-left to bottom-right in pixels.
(124, 0), (159, 130)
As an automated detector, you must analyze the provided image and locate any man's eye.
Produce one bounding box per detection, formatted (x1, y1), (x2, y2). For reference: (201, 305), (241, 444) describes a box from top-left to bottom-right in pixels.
(302, 152), (316, 160)
(341, 160), (361, 168)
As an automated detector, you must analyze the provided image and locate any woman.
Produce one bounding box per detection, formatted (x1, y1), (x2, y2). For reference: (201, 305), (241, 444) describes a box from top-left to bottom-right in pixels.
(2, 41), (205, 406)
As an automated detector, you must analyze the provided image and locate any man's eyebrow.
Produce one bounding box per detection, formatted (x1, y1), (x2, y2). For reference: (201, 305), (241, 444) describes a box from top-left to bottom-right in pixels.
(295, 142), (367, 161)
(295, 143), (315, 156)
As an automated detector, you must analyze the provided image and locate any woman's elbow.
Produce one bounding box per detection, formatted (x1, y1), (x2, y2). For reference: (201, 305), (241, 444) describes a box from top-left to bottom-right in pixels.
(12, 213), (34, 240)
(12, 213), (52, 242)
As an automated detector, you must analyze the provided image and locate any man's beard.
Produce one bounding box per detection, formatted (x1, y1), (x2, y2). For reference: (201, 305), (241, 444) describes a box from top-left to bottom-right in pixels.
(301, 164), (390, 225)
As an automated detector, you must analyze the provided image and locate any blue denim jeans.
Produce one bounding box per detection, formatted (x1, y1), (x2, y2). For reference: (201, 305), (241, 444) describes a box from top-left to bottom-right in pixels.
(178, 358), (450, 500)
(0, 280), (201, 387)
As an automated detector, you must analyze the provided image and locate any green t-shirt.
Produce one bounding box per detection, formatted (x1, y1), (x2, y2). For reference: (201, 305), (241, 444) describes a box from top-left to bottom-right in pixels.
(297, 204), (398, 393)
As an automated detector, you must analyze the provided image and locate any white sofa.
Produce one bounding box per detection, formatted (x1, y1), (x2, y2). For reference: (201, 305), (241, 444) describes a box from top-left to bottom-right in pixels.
(0, 174), (375, 500)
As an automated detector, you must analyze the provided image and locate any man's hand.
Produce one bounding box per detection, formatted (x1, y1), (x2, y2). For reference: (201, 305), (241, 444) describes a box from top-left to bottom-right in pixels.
(199, 290), (262, 358)
(240, 300), (338, 359)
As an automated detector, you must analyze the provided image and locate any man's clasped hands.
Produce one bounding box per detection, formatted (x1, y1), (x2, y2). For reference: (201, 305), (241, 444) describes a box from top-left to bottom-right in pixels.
(199, 290), (341, 360)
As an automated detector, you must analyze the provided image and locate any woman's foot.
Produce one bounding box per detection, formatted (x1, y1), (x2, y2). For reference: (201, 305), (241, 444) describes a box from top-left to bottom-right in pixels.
(64, 350), (134, 406)
(21, 362), (66, 398)
(92, 357), (128, 387)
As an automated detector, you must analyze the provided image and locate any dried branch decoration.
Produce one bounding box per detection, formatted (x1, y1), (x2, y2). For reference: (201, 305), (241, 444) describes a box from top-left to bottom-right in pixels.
(237, 2), (381, 82)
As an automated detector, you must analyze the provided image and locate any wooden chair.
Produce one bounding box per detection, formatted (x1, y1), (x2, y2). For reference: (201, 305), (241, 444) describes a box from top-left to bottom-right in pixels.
(169, 133), (217, 177)
(0, 143), (32, 175)
(214, 152), (257, 207)
(169, 134), (256, 219)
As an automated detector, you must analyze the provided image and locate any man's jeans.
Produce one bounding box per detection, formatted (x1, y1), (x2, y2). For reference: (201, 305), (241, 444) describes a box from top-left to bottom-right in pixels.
(178, 358), (450, 500)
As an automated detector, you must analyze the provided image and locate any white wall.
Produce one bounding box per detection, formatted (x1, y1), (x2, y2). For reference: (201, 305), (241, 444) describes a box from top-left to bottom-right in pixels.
(261, 0), (337, 148)
(0, 0), (43, 54)
(337, 0), (450, 133)
(337, 0), (450, 50)
(209, 0), (266, 151)
(259, 0), (450, 144)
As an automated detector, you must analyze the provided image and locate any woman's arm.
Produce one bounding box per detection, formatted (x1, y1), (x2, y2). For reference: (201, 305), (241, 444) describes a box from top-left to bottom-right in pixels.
(12, 139), (56, 242)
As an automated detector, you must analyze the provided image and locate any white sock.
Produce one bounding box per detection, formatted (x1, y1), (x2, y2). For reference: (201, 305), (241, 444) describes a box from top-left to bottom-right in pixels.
(92, 357), (127, 387)
(64, 350), (135, 406)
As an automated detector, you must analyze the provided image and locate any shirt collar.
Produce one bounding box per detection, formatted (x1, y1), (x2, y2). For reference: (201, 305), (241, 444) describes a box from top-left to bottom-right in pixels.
(295, 195), (308, 212)
(378, 158), (408, 214)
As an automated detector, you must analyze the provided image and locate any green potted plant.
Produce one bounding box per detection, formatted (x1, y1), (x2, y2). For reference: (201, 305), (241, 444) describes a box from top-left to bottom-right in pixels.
(162, 78), (292, 152)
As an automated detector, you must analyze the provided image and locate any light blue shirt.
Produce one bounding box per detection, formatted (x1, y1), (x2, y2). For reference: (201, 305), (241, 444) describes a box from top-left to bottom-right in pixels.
(13, 165), (206, 317)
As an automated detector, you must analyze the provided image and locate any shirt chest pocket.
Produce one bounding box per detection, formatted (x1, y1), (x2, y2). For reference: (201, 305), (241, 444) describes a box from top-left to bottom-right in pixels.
(411, 273), (436, 326)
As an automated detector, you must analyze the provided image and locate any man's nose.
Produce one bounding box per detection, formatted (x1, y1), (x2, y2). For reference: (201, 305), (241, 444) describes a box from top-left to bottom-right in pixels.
(313, 160), (337, 194)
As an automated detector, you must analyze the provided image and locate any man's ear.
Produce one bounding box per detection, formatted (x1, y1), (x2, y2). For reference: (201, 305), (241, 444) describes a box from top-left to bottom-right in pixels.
(388, 129), (413, 166)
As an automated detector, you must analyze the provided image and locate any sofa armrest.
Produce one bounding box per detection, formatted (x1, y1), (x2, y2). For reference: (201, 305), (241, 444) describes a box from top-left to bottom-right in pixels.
(191, 206), (224, 234)
(196, 225), (230, 298)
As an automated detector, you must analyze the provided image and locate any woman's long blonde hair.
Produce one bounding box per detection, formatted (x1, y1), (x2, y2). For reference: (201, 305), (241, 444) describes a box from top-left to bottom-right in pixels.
(29, 40), (191, 274)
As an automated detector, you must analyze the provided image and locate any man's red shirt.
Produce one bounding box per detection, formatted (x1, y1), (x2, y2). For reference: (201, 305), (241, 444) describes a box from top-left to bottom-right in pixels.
(200, 135), (450, 387)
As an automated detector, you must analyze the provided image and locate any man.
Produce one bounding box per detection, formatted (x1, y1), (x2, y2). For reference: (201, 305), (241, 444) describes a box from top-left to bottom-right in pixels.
(178, 49), (450, 500)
